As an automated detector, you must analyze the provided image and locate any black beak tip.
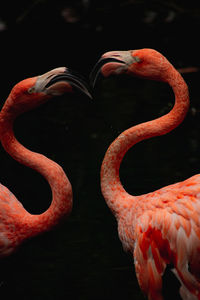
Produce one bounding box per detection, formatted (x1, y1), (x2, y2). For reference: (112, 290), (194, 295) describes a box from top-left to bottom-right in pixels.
(72, 82), (93, 100)
(53, 68), (92, 99)
(90, 57), (125, 88)
(81, 86), (93, 100)
(89, 59), (104, 89)
(89, 71), (101, 89)
(68, 71), (93, 99)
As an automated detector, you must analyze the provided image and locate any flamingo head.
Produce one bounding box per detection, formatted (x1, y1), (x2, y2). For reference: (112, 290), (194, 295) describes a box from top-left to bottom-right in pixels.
(90, 49), (171, 87)
(6, 67), (91, 115)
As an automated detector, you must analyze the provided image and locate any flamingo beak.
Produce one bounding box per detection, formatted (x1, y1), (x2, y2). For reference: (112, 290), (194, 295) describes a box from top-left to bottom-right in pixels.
(34, 67), (92, 99)
(47, 68), (92, 99)
(90, 57), (126, 88)
(90, 51), (141, 88)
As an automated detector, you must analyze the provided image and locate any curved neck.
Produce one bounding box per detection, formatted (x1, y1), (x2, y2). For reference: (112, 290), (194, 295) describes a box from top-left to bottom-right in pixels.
(101, 67), (189, 218)
(0, 99), (72, 238)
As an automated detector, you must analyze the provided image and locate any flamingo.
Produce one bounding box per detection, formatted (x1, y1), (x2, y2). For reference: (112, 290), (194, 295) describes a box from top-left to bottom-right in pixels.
(90, 48), (200, 300)
(0, 67), (91, 257)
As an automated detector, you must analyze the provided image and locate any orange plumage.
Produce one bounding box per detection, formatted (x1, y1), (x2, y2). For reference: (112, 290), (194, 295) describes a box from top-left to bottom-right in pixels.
(91, 49), (200, 299)
(0, 67), (90, 257)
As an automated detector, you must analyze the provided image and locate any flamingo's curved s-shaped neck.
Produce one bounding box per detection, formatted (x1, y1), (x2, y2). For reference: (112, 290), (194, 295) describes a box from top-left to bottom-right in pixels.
(101, 65), (189, 218)
(0, 98), (72, 239)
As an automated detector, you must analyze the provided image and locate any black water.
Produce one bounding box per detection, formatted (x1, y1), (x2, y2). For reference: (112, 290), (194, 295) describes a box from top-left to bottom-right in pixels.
(0, 1), (200, 299)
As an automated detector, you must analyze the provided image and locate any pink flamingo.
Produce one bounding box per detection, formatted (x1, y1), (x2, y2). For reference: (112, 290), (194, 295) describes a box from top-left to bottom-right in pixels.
(0, 67), (90, 257)
(91, 49), (200, 299)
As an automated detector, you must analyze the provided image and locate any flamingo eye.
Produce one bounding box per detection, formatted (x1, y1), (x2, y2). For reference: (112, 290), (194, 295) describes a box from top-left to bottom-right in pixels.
(28, 87), (36, 94)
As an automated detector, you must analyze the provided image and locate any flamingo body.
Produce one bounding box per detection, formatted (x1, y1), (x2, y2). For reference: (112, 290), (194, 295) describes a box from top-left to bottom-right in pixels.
(0, 67), (90, 257)
(91, 49), (200, 299)
(118, 175), (200, 299)
(0, 183), (25, 256)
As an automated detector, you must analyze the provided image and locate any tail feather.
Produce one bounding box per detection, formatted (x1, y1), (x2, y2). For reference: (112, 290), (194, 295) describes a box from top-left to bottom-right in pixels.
(172, 268), (199, 300)
(179, 285), (199, 300)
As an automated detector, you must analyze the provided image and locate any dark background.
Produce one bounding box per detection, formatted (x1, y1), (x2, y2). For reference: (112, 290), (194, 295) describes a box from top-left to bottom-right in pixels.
(0, 1), (200, 299)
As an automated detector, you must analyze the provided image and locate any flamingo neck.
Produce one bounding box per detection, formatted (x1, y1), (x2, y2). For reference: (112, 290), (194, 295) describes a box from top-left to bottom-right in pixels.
(101, 67), (189, 218)
(0, 98), (72, 238)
